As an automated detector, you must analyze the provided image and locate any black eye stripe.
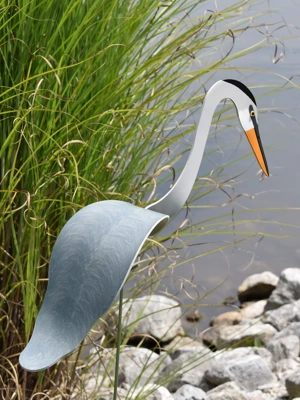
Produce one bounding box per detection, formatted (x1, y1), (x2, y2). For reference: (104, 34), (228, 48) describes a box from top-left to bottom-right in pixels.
(249, 105), (257, 122)
(249, 105), (259, 135)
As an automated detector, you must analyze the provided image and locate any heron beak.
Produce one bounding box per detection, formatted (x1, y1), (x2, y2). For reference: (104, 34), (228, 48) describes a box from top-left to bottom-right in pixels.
(245, 127), (269, 177)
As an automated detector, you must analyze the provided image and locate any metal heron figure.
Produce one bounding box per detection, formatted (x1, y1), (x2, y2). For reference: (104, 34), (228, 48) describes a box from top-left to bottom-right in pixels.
(19, 79), (269, 372)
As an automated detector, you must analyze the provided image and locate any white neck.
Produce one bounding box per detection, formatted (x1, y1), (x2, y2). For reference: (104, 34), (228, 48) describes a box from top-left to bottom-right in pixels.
(146, 80), (243, 218)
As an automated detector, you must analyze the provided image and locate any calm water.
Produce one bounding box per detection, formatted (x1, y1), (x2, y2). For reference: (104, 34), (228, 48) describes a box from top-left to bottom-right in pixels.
(127, 0), (300, 333)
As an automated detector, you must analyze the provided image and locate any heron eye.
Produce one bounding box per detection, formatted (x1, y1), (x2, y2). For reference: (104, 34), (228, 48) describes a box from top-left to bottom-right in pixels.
(250, 110), (255, 117)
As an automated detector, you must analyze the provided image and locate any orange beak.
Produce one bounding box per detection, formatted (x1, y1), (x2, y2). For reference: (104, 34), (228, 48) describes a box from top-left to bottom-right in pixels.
(245, 127), (269, 177)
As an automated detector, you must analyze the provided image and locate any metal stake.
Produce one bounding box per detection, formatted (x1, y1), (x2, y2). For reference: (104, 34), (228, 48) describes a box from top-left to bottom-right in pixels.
(113, 288), (123, 400)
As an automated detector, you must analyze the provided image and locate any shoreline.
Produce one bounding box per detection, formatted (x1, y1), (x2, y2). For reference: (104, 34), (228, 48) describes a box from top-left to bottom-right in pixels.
(81, 267), (300, 399)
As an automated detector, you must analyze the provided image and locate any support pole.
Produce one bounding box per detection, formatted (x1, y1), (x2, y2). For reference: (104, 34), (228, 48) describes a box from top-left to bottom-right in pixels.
(113, 288), (123, 400)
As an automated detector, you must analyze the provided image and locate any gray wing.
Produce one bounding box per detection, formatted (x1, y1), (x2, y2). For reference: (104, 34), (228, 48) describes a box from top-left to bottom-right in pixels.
(19, 200), (168, 372)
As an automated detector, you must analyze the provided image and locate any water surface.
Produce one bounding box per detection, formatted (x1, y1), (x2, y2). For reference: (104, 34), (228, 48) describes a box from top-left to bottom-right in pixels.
(128, 0), (300, 332)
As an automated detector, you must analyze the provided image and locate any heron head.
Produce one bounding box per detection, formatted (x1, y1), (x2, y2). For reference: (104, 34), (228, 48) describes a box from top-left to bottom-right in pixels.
(223, 79), (269, 177)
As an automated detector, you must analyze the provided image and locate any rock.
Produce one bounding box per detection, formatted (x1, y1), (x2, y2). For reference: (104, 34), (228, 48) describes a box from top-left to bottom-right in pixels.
(98, 388), (128, 399)
(212, 347), (274, 370)
(265, 268), (300, 310)
(112, 295), (184, 343)
(246, 390), (271, 400)
(202, 323), (276, 350)
(173, 384), (207, 400)
(162, 347), (216, 392)
(272, 321), (300, 341)
(211, 311), (242, 327)
(185, 309), (203, 322)
(204, 353), (277, 391)
(214, 323), (277, 349)
(258, 381), (288, 399)
(88, 348), (117, 387)
(266, 335), (299, 362)
(240, 300), (267, 319)
(163, 336), (204, 356)
(206, 382), (249, 400)
(264, 299), (300, 330)
(70, 373), (110, 398)
(129, 384), (174, 400)
(119, 347), (171, 387)
(202, 327), (221, 349)
(84, 376), (107, 393)
(286, 369), (300, 398)
(238, 317), (261, 325)
(93, 347), (171, 388)
(238, 271), (279, 303)
(240, 301), (255, 308)
(169, 345), (207, 361)
(222, 296), (238, 306)
(149, 386), (174, 400)
(275, 358), (300, 381)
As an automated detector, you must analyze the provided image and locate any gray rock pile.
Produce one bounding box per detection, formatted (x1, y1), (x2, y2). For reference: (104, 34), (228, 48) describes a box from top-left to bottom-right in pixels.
(86, 268), (300, 399)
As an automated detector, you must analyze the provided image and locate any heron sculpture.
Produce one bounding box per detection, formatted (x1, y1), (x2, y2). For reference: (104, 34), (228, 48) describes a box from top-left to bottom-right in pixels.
(20, 79), (269, 372)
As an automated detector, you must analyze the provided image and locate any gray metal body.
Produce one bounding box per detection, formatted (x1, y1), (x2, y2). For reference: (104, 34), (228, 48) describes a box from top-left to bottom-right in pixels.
(19, 80), (268, 372)
(19, 201), (167, 371)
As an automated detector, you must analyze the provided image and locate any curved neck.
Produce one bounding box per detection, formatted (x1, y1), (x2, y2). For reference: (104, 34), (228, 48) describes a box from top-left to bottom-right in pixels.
(146, 81), (233, 218)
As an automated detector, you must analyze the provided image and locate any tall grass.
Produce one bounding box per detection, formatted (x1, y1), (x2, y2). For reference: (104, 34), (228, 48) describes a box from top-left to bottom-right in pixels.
(0, 0), (293, 398)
